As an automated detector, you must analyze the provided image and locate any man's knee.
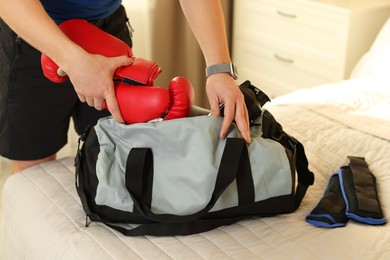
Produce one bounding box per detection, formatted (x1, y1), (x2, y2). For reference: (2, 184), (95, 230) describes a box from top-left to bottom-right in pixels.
(11, 154), (56, 173)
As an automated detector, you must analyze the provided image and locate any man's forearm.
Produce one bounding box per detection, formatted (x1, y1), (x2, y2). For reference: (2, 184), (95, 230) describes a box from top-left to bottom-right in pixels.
(0, 0), (82, 70)
(178, 0), (231, 66)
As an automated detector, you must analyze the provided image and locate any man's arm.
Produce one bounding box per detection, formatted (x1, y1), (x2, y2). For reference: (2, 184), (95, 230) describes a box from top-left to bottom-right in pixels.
(0, 0), (131, 122)
(179, 0), (250, 143)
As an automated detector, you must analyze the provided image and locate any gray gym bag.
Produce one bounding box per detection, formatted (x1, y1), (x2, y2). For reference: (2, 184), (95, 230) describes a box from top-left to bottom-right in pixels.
(75, 82), (314, 236)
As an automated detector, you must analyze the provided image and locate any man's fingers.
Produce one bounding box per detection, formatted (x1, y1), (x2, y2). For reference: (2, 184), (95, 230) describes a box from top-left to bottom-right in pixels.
(219, 100), (234, 140)
(219, 100), (251, 144)
(86, 97), (94, 107)
(209, 99), (221, 117)
(113, 55), (133, 70)
(105, 93), (124, 124)
(236, 103), (251, 144)
(78, 94), (86, 103)
(94, 98), (105, 111)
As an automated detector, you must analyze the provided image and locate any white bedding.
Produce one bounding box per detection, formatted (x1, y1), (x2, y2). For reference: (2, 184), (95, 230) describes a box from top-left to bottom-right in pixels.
(2, 74), (390, 259)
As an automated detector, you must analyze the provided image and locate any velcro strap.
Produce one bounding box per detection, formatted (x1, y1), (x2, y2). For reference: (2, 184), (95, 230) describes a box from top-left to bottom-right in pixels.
(348, 157), (379, 213)
(338, 156), (387, 225)
(116, 57), (162, 85)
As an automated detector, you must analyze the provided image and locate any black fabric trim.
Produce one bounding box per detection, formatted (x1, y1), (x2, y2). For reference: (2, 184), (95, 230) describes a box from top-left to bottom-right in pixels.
(235, 142), (255, 206)
(204, 193), (295, 220)
(125, 148), (154, 214)
(347, 156), (381, 214)
(75, 126), (156, 223)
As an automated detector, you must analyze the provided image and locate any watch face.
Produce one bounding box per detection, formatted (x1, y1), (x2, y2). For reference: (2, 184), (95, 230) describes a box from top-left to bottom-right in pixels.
(230, 63), (238, 80)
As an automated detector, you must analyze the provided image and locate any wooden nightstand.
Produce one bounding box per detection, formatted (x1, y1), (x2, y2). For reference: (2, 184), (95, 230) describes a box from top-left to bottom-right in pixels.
(232, 0), (390, 97)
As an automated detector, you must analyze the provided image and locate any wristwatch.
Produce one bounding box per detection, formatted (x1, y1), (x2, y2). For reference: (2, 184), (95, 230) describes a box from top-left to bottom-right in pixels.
(205, 62), (238, 80)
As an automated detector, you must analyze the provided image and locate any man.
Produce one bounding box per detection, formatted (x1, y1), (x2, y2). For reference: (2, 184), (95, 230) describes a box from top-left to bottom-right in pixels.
(0, 0), (250, 173)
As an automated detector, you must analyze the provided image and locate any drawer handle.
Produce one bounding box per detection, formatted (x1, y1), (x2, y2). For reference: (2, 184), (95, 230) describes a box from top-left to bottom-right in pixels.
(276, 10), (297, 19)
(274, 54), (294, 64)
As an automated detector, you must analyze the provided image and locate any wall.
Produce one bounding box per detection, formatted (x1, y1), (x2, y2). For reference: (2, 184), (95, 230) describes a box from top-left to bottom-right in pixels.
(150, 0), (233, 108)
(122, 0), (155, 59)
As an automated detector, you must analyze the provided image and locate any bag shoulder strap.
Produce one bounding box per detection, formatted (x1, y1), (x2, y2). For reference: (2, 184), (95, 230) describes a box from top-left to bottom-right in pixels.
(261, 110), (314, 209)
(105, 138), (253, 236)
(293, 139), (315, 209)
(125, 137), (254, 223)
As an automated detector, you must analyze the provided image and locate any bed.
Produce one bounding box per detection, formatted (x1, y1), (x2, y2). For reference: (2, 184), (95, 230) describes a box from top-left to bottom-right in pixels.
(2, 18), (390, 260)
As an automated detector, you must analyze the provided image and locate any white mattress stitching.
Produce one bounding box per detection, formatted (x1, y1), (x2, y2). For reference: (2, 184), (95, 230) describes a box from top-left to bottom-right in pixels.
(235, 219), (291, 258)
(177, 231), (229, 260)
(24, 162), (116, 260)
(58, 158), (84, 204)
(146, 235), (197, 259)
(197, 231), (233, 260)
(259, 215), (373, 259)
(215, 224), (262, 259)
(103, 223), (165, 259)
(260, 218), (322, 259)
(166, 236), (206, 259)
(53, 159), (172, 259)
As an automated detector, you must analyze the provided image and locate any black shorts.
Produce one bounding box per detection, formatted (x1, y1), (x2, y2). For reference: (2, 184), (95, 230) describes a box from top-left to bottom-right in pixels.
(0, 5), (133, 160)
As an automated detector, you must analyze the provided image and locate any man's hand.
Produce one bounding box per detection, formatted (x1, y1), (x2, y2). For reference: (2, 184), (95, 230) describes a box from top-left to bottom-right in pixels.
(63, 50), (133, 123)
(206, 73), (251, 144)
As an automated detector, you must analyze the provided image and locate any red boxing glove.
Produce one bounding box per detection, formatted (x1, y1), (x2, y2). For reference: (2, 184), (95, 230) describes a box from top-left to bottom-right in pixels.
(112, 76), (194, 124)
(114, 84), (169, 124)
(41, 19), (132, 83)
(41, 19), (162, 85)
(41, 54), (68, 83)
(115, 57), (162, 86)
(164, 77), (195, 120)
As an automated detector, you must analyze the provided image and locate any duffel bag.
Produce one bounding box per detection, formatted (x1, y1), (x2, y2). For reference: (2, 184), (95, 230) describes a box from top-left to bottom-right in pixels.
(74, 81), (315, 236)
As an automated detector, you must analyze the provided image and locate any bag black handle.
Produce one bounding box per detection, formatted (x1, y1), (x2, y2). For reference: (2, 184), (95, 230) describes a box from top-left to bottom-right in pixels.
(125, 137), (255, 223)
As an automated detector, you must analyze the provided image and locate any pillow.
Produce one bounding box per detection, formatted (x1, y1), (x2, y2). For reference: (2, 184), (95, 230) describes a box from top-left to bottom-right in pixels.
(350, 17), (390, 79)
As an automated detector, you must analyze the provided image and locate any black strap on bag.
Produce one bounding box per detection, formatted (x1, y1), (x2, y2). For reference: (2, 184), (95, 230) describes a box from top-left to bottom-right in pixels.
(125, 138), (254, 224)
(294, 140), (315, 209)
(261, 110), (314, 209)
(75, 134), (313, 236)
(92, 138), (252, 236)
(101, 137), (313, 236)
(120, 138), (253, 235)
(75, 129), (314, 236)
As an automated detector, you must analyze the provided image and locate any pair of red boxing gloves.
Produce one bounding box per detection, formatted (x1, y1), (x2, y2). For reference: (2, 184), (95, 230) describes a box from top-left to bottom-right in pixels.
(41, 19), (194, 124)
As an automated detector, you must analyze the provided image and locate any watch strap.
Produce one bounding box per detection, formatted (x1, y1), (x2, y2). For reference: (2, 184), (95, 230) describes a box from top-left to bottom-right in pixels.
(205, 62), (238, 79)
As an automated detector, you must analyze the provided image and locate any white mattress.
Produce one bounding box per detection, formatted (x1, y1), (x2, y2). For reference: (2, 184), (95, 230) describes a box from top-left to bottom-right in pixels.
(2, 76), (390, 259)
